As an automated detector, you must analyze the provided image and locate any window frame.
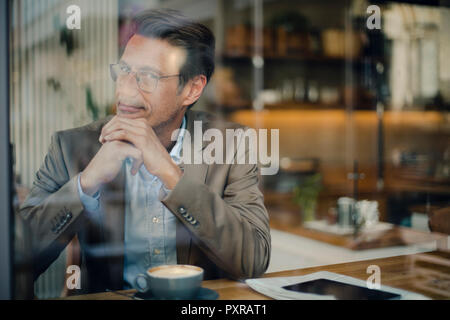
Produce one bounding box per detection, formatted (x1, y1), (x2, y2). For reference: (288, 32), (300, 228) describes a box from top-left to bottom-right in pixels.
(0, 0), (13, 300)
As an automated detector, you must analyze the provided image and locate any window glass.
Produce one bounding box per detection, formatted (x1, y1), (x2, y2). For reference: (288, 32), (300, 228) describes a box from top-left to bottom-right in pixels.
(9, 0), (450, 299)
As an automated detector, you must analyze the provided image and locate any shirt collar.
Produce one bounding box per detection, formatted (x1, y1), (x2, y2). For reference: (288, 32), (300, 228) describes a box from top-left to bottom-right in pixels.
(169, 115), (186, 163)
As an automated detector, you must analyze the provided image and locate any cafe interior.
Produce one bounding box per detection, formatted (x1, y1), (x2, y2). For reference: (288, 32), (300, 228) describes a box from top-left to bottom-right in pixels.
(4, 0), (450, 300)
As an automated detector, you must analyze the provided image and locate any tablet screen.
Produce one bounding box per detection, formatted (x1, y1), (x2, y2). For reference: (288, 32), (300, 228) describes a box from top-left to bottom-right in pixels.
(282, 279), (401, 300)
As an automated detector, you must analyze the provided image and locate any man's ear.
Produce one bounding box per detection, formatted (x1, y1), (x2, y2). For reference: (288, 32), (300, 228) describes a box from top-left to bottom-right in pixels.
(181, 75), (207, 107)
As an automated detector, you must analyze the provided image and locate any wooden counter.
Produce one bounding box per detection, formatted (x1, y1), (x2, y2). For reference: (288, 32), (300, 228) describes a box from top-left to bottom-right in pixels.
(269, 217), (449, 251)
(267, 205), (449, 251)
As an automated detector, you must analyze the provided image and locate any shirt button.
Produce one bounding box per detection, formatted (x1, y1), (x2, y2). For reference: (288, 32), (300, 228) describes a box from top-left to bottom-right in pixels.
(153, 249), (161, 255)
(152, 217), (160, 224)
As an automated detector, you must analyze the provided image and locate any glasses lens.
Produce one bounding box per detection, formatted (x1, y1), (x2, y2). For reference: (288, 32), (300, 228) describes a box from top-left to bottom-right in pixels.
(110, 64), (156, 93)
(137, 72), (157, 93)
(111, 63), (131, 82)
(110, 64), (127, 82)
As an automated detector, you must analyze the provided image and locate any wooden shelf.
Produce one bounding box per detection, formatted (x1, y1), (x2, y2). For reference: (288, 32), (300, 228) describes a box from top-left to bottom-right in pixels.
(220, 53), (383, 65)
(223, 105), (447, 113)
(220, 102), (376, 111)
(263, 102), (346, 110)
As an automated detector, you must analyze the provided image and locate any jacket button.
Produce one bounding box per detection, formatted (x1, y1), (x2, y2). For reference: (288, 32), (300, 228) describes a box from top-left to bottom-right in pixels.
(178, 206), (186, 214)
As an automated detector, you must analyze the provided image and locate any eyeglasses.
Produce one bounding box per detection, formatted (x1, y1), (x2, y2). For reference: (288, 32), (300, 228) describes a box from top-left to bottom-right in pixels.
(110, 63), (180, 93)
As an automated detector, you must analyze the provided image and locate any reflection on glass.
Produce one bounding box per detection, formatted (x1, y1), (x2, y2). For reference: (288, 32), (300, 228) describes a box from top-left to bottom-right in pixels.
(7, 0), (450, 300)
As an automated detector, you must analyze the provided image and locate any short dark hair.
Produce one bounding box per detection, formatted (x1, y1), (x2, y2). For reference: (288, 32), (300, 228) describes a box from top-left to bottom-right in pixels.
(129, 9), (215, 105)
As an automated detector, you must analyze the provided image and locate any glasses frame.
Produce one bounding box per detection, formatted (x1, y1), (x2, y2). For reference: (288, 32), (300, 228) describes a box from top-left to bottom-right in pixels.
(110, 63), (180, 93)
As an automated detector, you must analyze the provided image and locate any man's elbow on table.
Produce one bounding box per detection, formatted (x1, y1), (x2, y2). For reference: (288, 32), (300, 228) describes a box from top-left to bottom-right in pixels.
(239, 231), (271, 280)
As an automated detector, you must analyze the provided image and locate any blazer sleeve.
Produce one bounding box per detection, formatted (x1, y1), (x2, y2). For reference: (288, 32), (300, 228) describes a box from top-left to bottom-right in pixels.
(161, 135), (271, 280)
(19, 132), (86, 280)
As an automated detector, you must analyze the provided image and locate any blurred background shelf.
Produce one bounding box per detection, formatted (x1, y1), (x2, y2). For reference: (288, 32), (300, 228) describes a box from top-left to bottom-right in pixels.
(221, 53), (385, 64)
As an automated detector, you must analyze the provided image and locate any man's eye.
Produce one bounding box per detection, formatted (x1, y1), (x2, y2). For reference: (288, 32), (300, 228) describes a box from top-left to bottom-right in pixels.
(141, 72), (158, 80)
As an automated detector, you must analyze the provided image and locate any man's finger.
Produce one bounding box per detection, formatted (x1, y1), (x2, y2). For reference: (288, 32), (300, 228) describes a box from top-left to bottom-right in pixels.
(101, 116), (119, 135)
(120, 143), (143, 175)
(100, 121), (144, 143)
(115, 116), (148, 129)
(103, 116), (145, 135)
(127, 145), (144, 175)
(130, 158), (143, 175)
(104, 130), (134, 144)
(100, 116), (120, 143)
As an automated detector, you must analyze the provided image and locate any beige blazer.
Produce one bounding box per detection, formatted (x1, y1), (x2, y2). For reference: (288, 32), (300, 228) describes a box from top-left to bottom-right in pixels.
(19, 110), (271, 293)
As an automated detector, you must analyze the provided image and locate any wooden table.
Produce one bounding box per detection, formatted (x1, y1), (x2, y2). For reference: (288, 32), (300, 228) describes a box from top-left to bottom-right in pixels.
(61, 251), (450, 300)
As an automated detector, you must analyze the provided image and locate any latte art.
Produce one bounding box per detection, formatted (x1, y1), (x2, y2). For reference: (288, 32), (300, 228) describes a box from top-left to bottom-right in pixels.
(150, 266), (202, 278)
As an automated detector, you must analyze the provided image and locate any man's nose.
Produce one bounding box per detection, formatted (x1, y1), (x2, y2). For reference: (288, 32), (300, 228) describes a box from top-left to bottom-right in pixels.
(118, 73), (140, 97)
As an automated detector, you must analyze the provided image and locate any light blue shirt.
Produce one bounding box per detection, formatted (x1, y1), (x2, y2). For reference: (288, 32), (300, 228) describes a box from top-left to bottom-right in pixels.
(77, 116), (186, 289)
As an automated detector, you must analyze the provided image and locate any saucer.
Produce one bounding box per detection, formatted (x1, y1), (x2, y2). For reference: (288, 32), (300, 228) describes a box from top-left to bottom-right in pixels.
(133, 287), (219, 300)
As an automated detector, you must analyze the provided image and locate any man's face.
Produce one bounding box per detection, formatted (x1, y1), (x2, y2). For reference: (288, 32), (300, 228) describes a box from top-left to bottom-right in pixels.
(115, 34), (188, 129)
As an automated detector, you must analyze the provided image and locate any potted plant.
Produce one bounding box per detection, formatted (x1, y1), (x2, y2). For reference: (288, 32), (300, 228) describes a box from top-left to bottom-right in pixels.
(293, 173), (323, 222)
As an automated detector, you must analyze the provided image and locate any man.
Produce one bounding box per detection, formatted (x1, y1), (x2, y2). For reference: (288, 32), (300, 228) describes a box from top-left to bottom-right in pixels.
(20, 9), (271, 294)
